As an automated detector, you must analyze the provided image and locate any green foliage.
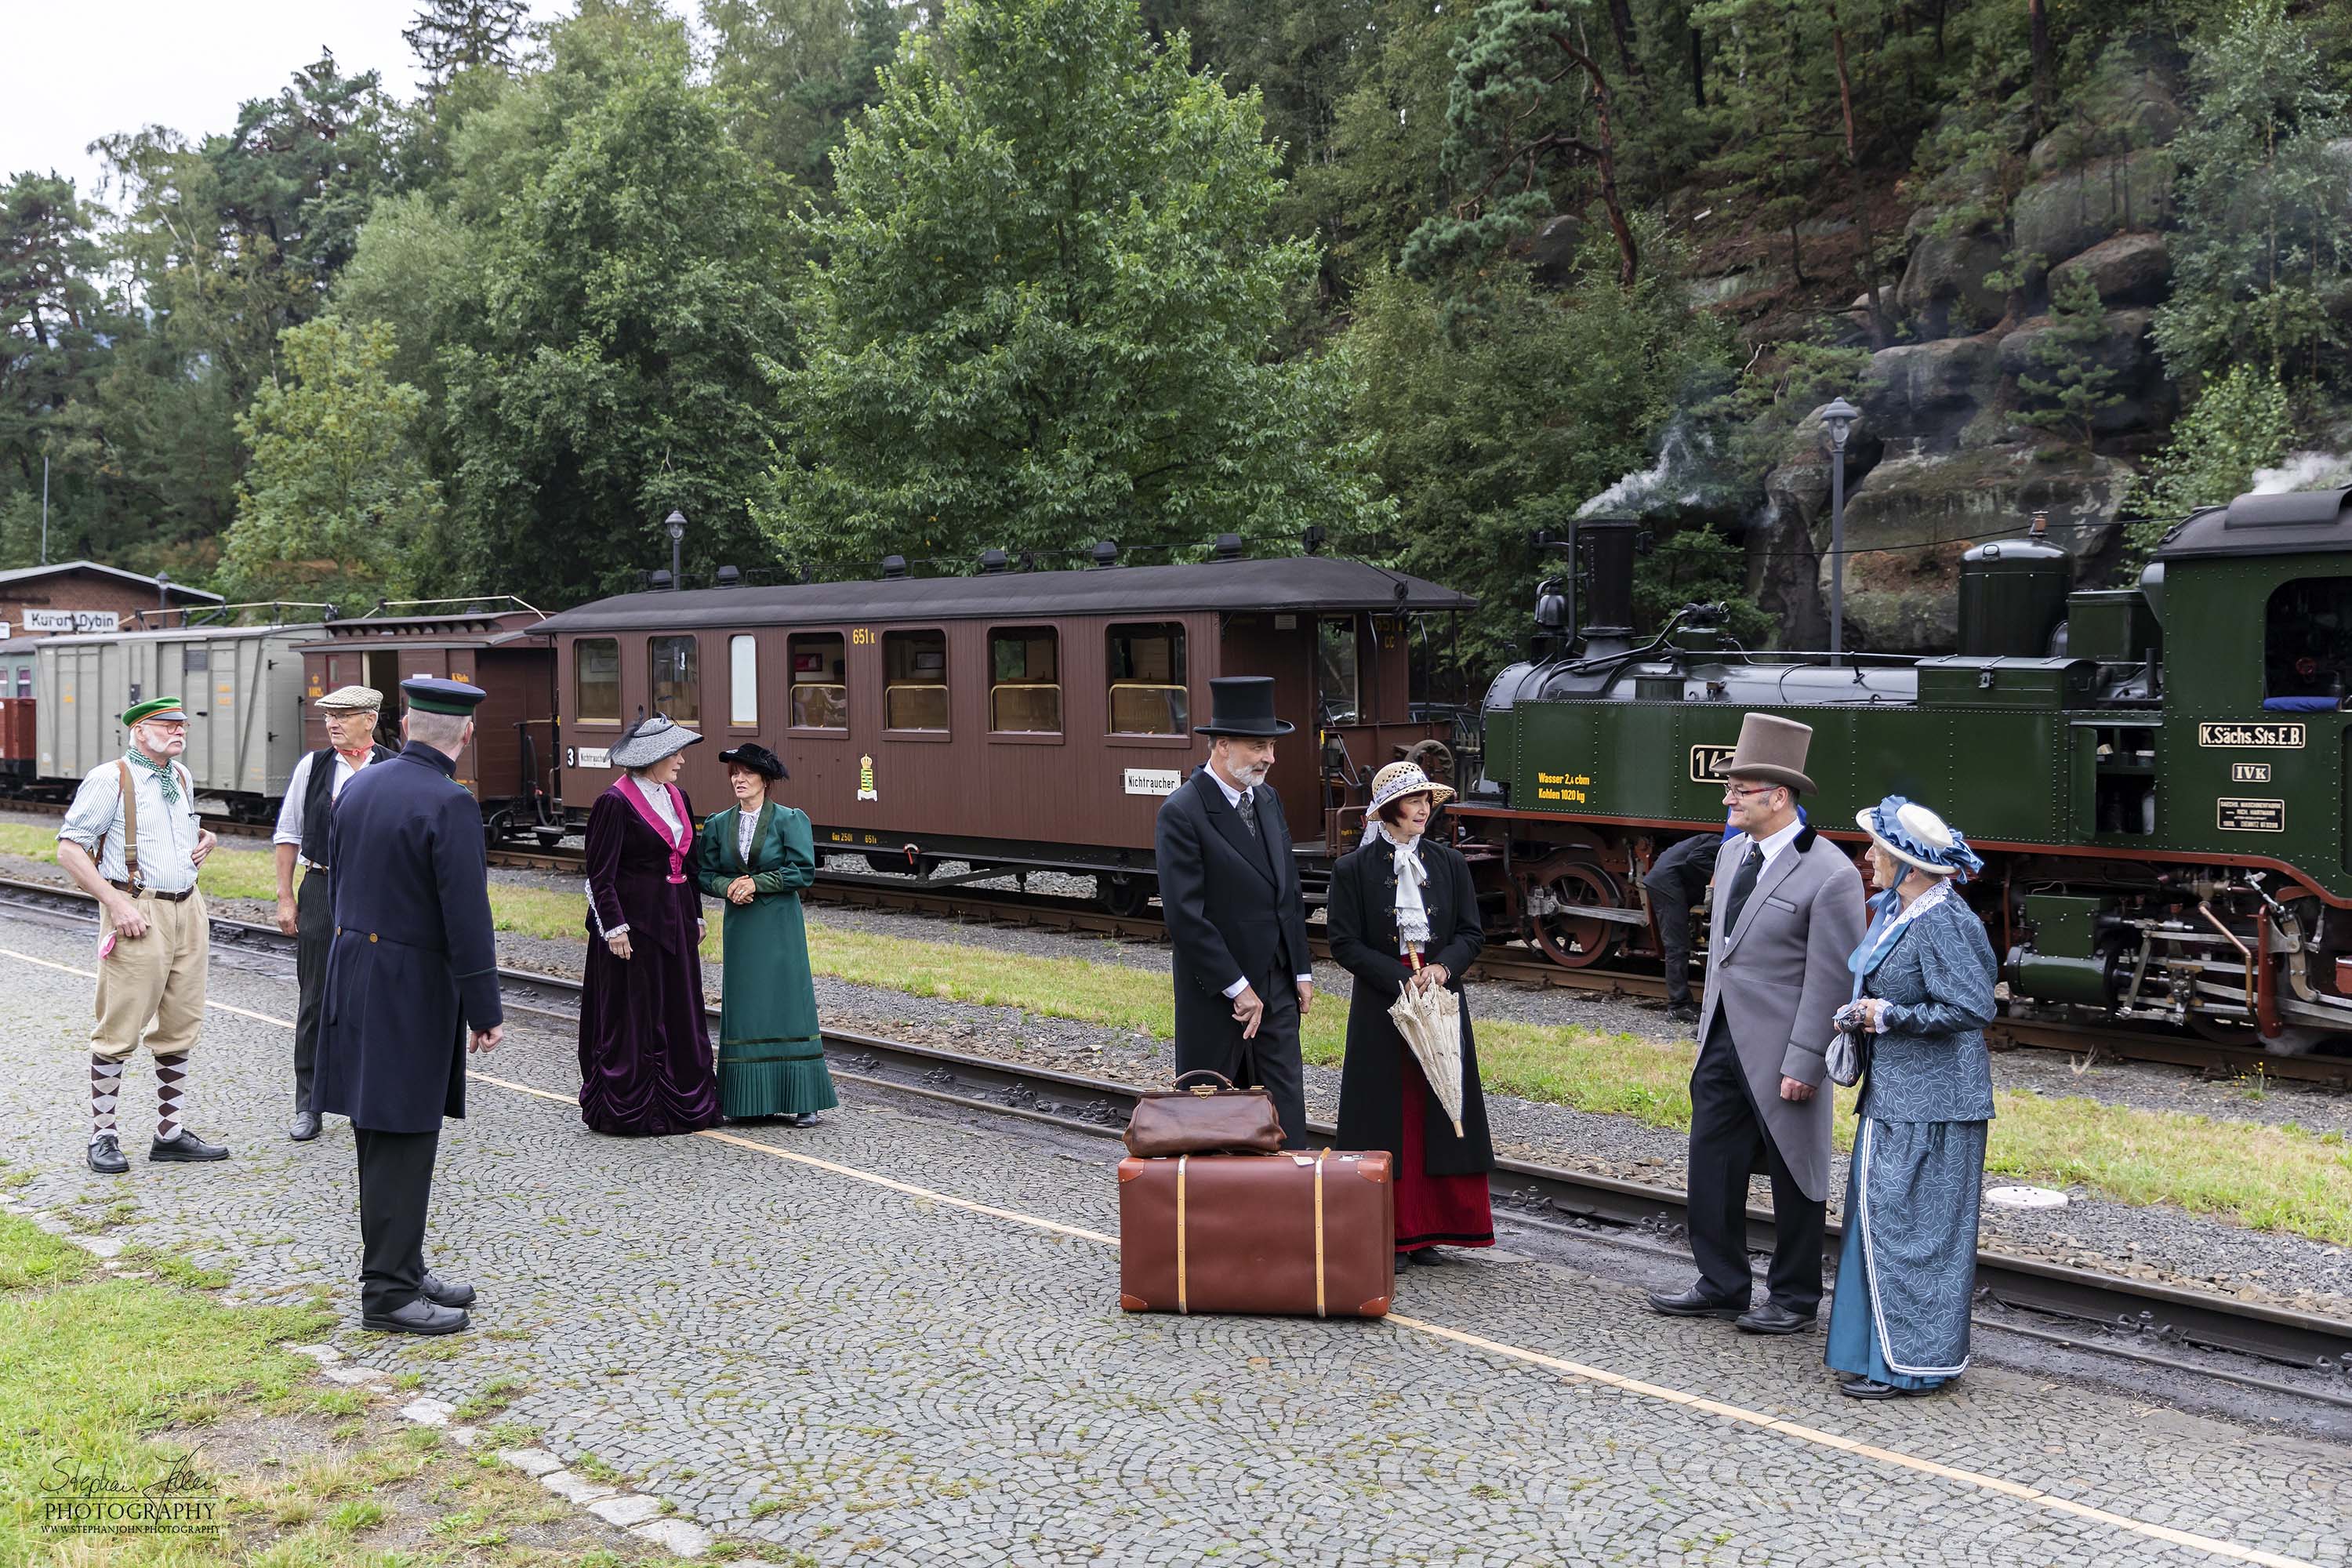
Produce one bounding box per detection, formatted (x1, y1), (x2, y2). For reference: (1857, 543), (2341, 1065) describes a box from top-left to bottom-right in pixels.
(423, 2), (797, 601)
(1311, 0), (1479, 292)
(2152, 0), (2352, 387)
(2125, 362), (2292, 561)
(1688, 0), (1840, 282)
(224, 317), (444, 606)
(1342, 228), (1728, 670)
(763, 0), (1381, 572)
(2016, 267), (2123, 448)
(0, 173), (118, 567)
(405, 0), (535, 91)
(705, 0), (909, 194)
(1632, 525), (1773, 643)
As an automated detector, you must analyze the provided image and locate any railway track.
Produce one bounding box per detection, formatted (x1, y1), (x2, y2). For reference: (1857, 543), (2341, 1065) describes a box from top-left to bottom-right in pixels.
(15, 800), (2347, 1085)
(1, 869), (2347, 1402)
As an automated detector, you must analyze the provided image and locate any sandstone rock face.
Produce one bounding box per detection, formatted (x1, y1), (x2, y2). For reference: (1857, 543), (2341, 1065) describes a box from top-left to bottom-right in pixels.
(1995, 306), (2171, 437)
(1896, 206), (2005, 338)
(1860, 335), (2003, 452)
(2048, 230), (2171, 307)
(1818, 445), (2132, 652)
(2010, 151), (2174, 273)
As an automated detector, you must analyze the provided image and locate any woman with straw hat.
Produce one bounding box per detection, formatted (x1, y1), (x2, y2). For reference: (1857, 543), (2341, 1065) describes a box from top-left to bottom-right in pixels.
(1824, 795), (1997, 1400)
(579, 714), (720, 1137)
(1329, 761), (1494, 1268)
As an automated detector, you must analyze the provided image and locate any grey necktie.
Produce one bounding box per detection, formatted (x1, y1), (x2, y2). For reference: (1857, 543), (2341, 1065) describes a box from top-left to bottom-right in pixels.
(1236, 786), (1259, 839)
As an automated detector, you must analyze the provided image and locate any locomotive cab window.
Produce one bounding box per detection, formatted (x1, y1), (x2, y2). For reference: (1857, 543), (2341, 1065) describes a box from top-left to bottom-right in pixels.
(989, 626), (1061, 733)
(1108, 622), (1187, 735)
(576, 637), (620, 723)
(789, 633), (848, 731)
(648, 635), (700, 724)
(728, 634), (759, 728)
(2264, 577), (2352, 709)
(884, 630), (949, 732)
(1318, 616), (1360, 725)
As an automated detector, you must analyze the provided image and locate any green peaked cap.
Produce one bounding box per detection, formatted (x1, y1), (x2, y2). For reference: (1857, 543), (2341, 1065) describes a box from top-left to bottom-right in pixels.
(122, 697), (187, 727)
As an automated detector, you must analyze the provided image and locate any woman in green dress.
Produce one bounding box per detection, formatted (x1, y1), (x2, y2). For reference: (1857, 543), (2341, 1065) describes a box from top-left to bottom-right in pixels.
(693, 743), (837, 1125)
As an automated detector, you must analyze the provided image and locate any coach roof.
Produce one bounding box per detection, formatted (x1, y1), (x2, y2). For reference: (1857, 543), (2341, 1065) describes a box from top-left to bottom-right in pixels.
(535, 554), (1476, 633)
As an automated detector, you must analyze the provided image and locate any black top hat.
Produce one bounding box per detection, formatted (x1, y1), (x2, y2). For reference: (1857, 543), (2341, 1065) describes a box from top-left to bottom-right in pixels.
(718, 742), (787, 780)
(1197, 676), (1294, 737)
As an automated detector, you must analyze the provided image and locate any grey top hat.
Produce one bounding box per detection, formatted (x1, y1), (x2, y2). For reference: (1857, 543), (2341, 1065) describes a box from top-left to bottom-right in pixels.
(608, 713), (703, 770)
(1723, 712), (1817, 796)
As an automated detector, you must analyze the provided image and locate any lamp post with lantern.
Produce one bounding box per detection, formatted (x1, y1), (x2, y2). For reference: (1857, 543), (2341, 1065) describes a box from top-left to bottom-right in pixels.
(1820, 397), (1860, 665)
(666, 510), (687, 590)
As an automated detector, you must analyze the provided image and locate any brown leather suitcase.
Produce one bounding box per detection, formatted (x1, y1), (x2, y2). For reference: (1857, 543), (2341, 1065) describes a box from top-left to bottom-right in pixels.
(1117, 1150), (1394, 1319)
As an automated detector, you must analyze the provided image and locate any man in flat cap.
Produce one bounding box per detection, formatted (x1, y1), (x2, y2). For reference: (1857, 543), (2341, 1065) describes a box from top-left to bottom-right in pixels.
(274, 685), (397, 1142)
(315, 677), (503, 1334)
(56, 696), (224, 1174)
(1650, 712), (1864, 1336)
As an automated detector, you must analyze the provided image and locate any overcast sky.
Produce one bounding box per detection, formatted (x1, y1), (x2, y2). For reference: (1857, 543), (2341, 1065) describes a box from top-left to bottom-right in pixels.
(2, 0), (579, 207)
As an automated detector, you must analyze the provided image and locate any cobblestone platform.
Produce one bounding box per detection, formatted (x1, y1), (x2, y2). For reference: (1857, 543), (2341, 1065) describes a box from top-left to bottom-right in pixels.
(1, 907), (2346, 1567)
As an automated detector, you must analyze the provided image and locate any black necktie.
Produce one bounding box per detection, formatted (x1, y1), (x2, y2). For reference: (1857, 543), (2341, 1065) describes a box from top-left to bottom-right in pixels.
(1722, 844), (1765, 934)
(1236, 786), (1259, 839)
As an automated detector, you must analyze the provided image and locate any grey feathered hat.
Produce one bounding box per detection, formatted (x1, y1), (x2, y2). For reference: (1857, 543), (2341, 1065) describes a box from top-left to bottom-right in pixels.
(608, 713), (703, 770)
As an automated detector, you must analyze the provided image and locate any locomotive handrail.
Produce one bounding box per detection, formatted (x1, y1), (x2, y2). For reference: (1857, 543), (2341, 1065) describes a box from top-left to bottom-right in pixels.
(358, 595), (546, 620)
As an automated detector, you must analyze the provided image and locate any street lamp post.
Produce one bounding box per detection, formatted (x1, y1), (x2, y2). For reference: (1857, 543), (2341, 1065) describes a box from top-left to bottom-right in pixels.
(665, 510), (687, 590)
(1820, 397), (1860, 665)
(155, 569), (171, 615)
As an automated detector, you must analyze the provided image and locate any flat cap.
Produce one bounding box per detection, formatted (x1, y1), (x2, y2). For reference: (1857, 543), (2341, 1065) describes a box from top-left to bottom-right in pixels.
(122, 696), (187, 727)
(401, 676), (489, 716)
(314, 684), (384, 712)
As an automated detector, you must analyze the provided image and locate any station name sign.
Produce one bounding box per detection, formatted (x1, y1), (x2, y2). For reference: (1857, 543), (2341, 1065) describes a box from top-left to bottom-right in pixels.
(20, 609), (118, 633)
(2196, 721), (2305, 749)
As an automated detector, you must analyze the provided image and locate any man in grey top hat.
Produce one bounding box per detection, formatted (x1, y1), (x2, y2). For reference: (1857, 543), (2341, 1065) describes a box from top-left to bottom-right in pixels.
(274, 684), (397, 1142)
(1648, 712), (1865, 1335)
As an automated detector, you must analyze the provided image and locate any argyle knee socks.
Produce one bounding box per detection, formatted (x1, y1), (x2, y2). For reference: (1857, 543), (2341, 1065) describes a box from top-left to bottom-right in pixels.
(90, 1055), (123, 1145)
(154, 1052), (188, 1142)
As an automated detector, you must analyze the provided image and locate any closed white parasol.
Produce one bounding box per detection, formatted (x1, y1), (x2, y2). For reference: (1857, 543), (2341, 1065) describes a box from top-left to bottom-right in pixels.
(1388, 949), (1465, 1137)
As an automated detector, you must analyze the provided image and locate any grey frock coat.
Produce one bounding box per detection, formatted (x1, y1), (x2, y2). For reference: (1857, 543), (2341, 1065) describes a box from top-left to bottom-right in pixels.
(1694, 826), (1868, 1203)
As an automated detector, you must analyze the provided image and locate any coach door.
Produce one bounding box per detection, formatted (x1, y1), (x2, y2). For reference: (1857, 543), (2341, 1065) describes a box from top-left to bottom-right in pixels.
(1216, 612), (1321, 851)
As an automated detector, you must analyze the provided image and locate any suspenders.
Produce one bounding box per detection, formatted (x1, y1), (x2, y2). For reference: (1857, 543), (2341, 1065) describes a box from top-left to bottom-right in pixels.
(114, 759), (143, 895)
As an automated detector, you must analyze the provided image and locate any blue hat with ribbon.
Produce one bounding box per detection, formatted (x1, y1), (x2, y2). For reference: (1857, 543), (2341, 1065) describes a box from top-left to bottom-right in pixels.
(1854, 795), (1984, 881)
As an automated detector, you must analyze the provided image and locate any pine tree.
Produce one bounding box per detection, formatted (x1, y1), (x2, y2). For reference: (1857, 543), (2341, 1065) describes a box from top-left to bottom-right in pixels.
(404, 0), (534, 89)
(2016, 267), (2122, 448)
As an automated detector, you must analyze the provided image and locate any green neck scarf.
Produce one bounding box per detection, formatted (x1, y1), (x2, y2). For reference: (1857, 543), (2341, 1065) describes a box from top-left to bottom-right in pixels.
(125, 747), (180, 806)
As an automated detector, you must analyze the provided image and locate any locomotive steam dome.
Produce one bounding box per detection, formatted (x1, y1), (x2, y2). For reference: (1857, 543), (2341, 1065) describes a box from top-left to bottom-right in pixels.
(1958, 528), (2071, 658)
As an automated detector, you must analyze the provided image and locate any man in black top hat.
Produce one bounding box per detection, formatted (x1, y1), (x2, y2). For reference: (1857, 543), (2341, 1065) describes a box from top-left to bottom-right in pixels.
(315, 676), (505, 1334)
(1152, 676), (1315, 1149)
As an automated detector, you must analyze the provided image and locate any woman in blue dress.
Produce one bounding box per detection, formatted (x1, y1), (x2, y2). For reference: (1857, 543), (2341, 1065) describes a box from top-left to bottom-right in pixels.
(1825, 795), (1997, 1400)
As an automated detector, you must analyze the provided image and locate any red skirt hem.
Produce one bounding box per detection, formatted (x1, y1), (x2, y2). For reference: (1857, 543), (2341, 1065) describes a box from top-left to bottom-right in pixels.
(1394, 1029), (1493, 1254)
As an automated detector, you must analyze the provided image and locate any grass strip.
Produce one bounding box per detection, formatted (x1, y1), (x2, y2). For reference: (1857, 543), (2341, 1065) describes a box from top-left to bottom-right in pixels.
(5, 826), (2346, 1245)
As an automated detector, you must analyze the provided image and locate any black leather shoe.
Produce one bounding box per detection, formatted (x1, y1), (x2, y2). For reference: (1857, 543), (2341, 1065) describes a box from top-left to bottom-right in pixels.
(1840, 1377), (1916, 1400)
(86, 1134), (129, 1174)
(421, 1271), (476, 1308)
(1646, 1283), (1745, 1319)
(1665, 1001), (1699, 1025)
(1735, 1301), (1817, 1334)
(289, 1112), (322, 1142)
(1396, 1250), (1414, 1270)
(791, 1112), (824, 1127)
(149, 1130), (229, 1163)
(363, 1298), (469, 1335)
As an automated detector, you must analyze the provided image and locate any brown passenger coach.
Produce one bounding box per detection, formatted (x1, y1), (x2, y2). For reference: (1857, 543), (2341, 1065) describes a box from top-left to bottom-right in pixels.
(534, 554), (1475, 911)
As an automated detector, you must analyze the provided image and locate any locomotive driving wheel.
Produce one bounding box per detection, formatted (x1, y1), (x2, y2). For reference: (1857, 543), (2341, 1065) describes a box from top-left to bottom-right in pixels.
(1519, 857), (1625, 970)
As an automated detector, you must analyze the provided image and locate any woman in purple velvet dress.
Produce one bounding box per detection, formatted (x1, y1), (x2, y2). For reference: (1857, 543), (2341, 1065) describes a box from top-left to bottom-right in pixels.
(579, 714), (720, 1136)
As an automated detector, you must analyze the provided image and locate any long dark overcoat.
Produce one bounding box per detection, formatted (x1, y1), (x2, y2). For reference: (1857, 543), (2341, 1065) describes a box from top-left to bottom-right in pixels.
(314, 742), (503, 1134)
(1152, 767), (1313, 1065)
(1327, 833), (1494, 1175)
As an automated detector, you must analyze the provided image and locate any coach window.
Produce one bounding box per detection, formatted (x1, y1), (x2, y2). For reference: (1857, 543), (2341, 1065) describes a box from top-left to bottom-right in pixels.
(576, 637), (620, 723)
(728, 634), (759, 728)
(648, 634), (700, 724)
(789, 633), (848, 731)
(884, 630), (949, 732)
(2263, 578), (2352, 707)
(1108, 622), (1187, 735)
(989, 627), (1062, 734)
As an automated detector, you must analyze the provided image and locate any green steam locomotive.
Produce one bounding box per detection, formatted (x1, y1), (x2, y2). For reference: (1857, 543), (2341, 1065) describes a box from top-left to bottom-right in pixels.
(1454, 491), (2352, 1055)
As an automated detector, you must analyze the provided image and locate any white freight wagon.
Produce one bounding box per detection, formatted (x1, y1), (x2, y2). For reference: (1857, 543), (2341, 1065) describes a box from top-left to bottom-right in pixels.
(36, 625), (314, 815)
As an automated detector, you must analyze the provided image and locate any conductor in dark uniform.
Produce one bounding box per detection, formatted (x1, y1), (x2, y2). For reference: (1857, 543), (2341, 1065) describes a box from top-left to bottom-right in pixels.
(315, 677), (505, 1335)
(1153, 677), (1315, 1149)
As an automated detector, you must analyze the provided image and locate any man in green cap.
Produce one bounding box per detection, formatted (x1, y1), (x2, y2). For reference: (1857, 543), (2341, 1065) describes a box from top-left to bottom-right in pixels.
(56, 696), (225, 1174)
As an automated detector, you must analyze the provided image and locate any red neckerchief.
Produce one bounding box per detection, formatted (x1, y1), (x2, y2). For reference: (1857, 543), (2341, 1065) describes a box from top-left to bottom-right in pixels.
(614, 775), (690, 883)
(336, 746), (374, 771)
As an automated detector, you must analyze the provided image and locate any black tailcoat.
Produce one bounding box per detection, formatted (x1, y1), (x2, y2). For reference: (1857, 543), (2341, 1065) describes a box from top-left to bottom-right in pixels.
(1327, 833), (1494, 1174)
(1153, 767), (1313, 1137)
(315, 742), (504, 1134)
